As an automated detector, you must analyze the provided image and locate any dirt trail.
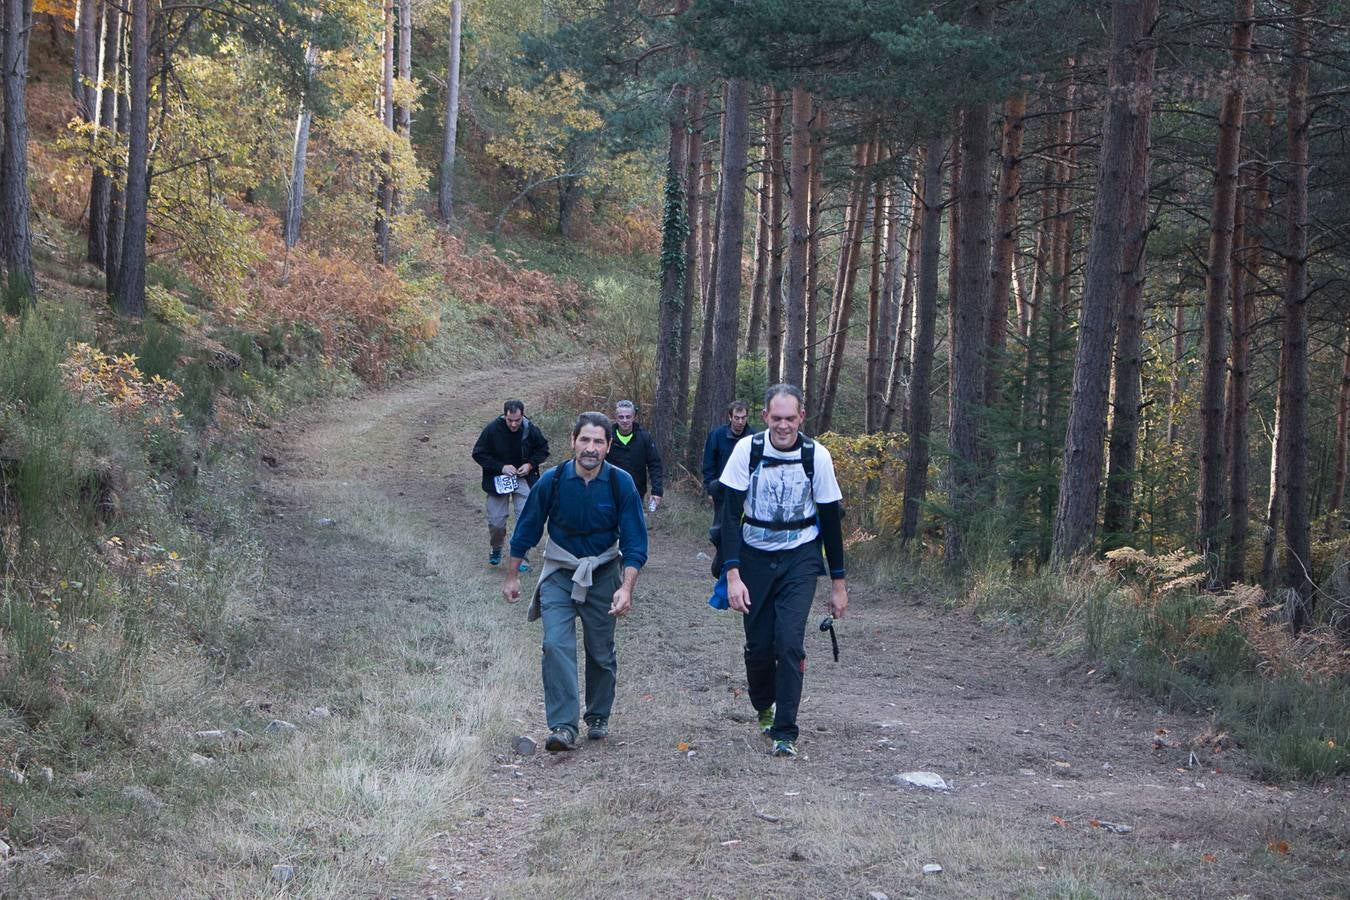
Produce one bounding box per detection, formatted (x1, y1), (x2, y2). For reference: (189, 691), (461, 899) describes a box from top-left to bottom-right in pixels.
(263, 359), (1346, 899)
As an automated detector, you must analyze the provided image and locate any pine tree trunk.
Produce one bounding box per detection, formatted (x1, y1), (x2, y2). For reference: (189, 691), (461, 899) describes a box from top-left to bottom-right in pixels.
(111, 0), (148, 317)
(75, 0), (97, 121)
(985, 91), (1027, 417)
(882, 168), (916, 433)
(1102, 0), (1159, 549)
(676, 88), (705, 436)
(1197, 0), (1254, 562)
(283, 44), (320, 257)
(900, 139), (948, 546)
(652, 71), (690, 467)
(864, 167), (886, 432)
(692, 78), (750, 461)
(945, 0), (997, 566)
(804, 103), (825, 405)
(699, 153), (715, 306)
(2, 0), (37, 296)
(1330, 331), (1349, 513)
(783, 87), (811, 389)
(105, 33), (127, 293)
(1282, 0), (1313, 631)
(765, 94), (786, 384)
(1051, 0), (1147, 565)
(374, 0), (394, 263)
(87, 0), (119, 267)
(818, 141), (874, 434)
(746, 92), (773, 356)
(437, 0), (462, 222)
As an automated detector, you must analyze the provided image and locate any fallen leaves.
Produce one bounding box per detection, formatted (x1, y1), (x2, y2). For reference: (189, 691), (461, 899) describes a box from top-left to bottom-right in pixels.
(1267, 840), (1291, 855)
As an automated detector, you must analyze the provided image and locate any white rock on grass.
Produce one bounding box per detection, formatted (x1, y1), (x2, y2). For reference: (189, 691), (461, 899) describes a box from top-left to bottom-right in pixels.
(271, 864), (296, 883)
(891, 771), (951, 791)
(923, 863), (944, 875)
(512, 735), (537, 756)
(0, 837), (11, 858)
(868, 892), (890, 900)
(309, 706), (331, 719)
(193, 730), (227, 742)
(37, 766), (53, 786)
(120, 785), (164, 811)
(264, 719), (297, 735)
(189, 753), (216, 768)
(4, 768), (24, 786)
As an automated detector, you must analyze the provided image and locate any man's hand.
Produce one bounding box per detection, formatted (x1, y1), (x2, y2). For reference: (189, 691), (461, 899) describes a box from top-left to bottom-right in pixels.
(609, 586), (632, 617)
(502, 570), (521, 603)
(501, 464), (518, 476)
(518, 463), (532, 476)
(726, 569), (751, 614)
(828, 580), (848, 619)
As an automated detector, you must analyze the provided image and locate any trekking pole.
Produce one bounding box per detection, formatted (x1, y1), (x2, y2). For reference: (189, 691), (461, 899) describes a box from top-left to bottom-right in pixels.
(819, 615), (839, 662)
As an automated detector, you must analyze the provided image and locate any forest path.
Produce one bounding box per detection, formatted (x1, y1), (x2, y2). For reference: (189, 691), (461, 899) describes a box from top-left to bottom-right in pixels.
(257, 357), (1346, 899)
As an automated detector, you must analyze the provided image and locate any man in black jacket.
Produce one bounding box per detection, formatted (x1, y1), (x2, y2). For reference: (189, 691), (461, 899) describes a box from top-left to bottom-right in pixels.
(607, 400), (663, 510)
(472, 399), (550, 567)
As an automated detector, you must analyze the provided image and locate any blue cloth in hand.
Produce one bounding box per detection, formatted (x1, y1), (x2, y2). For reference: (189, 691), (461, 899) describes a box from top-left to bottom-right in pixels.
(708, 572), (729, 610)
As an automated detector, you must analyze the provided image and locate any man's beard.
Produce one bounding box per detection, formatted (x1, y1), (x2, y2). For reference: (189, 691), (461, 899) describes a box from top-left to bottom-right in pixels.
(578, 452), (602, 470)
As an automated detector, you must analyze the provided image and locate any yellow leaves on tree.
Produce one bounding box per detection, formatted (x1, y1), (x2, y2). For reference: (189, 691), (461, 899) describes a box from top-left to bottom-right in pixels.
(487, 72), (603, 185)
(35, 0), (76, 22)
(814, 431), (910, 540)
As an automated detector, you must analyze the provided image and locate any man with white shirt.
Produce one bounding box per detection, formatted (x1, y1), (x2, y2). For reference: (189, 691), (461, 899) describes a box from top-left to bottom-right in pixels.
(718, 384), (849, 758)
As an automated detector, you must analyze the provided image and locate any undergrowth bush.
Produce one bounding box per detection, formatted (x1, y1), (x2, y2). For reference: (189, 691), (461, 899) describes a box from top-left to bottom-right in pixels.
(955, 544), (1350, 779)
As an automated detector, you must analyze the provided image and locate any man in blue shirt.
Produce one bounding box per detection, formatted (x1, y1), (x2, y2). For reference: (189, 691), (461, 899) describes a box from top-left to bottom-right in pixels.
(503, 411), (648, 752)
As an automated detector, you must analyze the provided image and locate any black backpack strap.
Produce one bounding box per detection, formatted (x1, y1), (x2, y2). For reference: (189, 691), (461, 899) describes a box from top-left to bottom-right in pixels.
(741, 434), (819, 531)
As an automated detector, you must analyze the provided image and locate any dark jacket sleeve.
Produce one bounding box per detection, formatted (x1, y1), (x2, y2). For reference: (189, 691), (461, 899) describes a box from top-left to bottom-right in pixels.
(526, 422), (550, 480)
(719, 487), (746, 573)
(816, 501), (846, 579)
(645, 430), (664, 496)
(472, 421), (503, 475)
(701, 428), (720, 494)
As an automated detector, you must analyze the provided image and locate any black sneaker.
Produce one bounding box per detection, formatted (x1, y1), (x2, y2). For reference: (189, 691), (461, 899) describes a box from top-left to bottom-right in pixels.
(544, 727), (577, 752)
(488, 548), (503, 566)
(585, 716), (609, 740)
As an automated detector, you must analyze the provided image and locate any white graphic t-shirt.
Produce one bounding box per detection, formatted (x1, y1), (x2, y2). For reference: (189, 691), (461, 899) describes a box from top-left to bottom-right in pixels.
(718, 434), (844, 551)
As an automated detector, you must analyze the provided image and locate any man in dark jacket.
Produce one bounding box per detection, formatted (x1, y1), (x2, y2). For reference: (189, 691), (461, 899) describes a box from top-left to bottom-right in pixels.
(606, 400), (663, 510)
(472, 399), (550, 567)
(702, 399), (753, 506)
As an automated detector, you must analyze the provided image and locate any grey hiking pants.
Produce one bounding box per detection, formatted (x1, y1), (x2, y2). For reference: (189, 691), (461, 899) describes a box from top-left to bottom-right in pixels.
(539, 559), (622, 734)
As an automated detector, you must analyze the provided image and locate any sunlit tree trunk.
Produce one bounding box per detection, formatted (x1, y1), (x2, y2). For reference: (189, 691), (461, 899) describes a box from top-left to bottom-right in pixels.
(900, 139), (947, 546)
(87, 0), (120, 267)
(283, 43), (320, 266)
(765, 94), (786, 384)
(864, 166), (886, 432)
(985, 91), (1027, 422)
(804, 101), (825, 401)
(436, 0), (462, 221)
(374, 0), (394, 263)
(747, 91), (773, 355)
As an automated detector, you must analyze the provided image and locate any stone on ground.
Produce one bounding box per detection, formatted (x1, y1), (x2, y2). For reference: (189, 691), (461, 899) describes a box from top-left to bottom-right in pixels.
(891, 771), (950, 791)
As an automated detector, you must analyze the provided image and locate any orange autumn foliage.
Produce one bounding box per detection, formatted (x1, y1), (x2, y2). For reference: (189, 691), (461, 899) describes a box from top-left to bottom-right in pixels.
(427, 231), (586, 333)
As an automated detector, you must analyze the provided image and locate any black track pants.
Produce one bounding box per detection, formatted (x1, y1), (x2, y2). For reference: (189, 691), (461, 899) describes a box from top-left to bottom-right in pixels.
(737, 540), (824, 741)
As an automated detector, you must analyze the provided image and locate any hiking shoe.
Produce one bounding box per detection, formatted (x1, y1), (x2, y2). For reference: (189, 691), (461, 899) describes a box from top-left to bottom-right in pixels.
(770, 739), (798, 758)
(756, 706), (775, 735)
(544, 727), (577, 752)
(518, 560), (530, 573)
(585, 716), (609, 740)
(488, 547), (503, 566)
